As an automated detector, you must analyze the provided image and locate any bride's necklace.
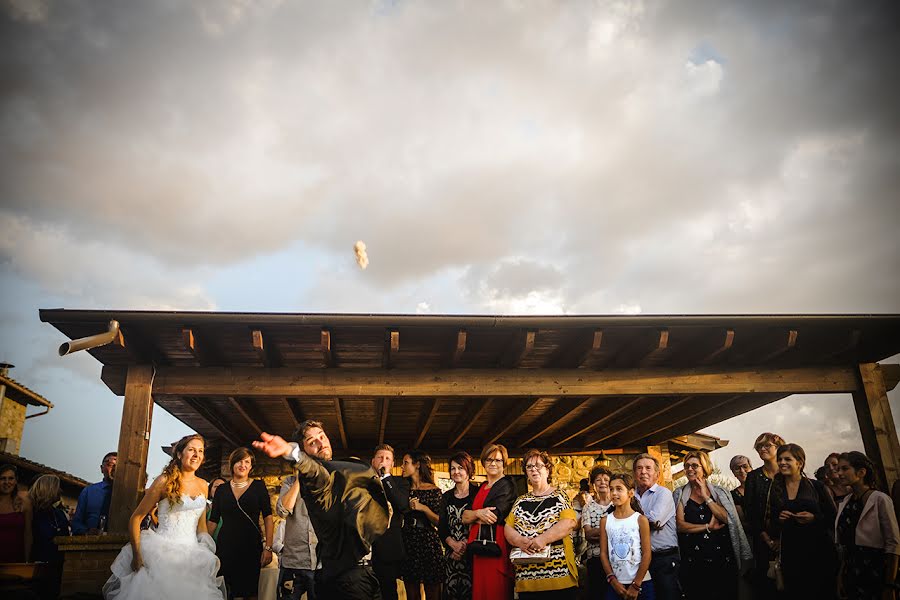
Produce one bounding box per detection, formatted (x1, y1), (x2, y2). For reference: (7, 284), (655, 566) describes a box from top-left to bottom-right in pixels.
(231, 480), (249, 489)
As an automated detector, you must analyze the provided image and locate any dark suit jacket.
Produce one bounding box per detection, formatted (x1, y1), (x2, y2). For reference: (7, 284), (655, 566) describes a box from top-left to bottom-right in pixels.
(372, 474), (410, 565)
(481, 475), (516, 522)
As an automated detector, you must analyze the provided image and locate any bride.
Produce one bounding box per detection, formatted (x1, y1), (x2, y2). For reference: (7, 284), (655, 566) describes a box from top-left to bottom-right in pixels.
(103, 434), (226, 599)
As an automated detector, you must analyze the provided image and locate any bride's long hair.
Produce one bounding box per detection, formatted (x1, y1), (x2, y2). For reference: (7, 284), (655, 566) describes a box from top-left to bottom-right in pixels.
(162, 434), (205, 505)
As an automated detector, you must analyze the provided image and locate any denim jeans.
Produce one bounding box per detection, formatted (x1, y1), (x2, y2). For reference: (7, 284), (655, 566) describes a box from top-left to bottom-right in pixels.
(278, 567), (317, 600)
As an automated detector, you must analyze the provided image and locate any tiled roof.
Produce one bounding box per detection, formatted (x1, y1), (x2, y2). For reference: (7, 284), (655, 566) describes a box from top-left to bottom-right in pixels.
(0, 450), (89, 489)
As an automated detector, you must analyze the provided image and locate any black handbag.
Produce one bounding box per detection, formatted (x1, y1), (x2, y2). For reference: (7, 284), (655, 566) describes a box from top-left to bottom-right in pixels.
(468, 523), (502, 557)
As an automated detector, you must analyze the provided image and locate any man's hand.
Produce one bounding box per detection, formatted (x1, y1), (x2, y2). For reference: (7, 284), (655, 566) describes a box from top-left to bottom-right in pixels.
(253, 432), (292, 459)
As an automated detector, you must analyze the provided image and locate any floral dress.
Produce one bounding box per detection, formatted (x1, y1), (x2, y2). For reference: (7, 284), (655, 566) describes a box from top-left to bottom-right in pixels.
(402, 487), (444, 584)
(439, 486), (478, 600)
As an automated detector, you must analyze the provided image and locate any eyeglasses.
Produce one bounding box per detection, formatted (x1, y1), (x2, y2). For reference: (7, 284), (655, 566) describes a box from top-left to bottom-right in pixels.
(755, 443), (776, 451)
(484, 458), (504, 465)
(684, 464), (702, 471)
(525, 463), (546, 471)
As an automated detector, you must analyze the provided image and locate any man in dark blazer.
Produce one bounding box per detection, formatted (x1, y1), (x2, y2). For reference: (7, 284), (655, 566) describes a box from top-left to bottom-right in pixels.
(370, 444), (410, 600)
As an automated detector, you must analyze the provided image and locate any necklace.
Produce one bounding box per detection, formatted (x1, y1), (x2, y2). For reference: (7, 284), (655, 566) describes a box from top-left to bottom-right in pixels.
(231, 480), (249, 489)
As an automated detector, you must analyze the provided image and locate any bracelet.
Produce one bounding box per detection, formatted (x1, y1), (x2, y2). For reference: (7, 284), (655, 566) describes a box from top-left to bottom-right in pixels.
(630, 581), (642, 591)
(263, 545), (274, 553)
(606, 573), (616, 582)
(704, 496), (714, 505)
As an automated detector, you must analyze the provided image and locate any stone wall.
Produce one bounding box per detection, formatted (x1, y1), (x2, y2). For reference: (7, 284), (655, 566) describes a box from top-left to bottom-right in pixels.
(0, 395), (26, 454)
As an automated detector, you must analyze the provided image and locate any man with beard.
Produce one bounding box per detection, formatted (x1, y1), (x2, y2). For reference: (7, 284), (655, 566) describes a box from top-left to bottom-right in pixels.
(370, 444), (410, 600)
(254, 421), (389, 600)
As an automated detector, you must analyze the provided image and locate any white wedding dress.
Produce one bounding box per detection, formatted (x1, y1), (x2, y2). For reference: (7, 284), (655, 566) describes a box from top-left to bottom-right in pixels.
(103, 494), (226, 600)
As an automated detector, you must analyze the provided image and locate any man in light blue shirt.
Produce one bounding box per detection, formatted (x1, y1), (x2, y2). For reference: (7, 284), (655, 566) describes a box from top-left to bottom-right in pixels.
(634, 453), (682, 600)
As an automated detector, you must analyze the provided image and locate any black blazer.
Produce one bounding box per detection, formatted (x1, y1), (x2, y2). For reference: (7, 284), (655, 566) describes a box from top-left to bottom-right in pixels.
(480, 476), (516, 523)
(372, 474), (410, 564)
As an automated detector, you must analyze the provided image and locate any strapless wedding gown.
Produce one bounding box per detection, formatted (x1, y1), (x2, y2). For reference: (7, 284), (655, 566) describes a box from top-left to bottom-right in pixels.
(103, 494), (226, 599)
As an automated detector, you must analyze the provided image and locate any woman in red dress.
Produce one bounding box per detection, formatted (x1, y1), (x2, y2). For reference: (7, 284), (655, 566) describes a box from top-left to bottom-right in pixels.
(0, 464), (32, 563)
(462, 444), (515, 600)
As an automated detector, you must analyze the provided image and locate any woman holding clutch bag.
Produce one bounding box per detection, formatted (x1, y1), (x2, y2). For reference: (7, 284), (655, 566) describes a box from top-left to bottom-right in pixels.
(504, 449), (578, 599)
(462, 444), (515, 600)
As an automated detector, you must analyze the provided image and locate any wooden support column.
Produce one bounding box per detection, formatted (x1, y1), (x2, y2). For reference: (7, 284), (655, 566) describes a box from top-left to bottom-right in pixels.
(109, 366), (154, 533)
(852, 363), (900, 490)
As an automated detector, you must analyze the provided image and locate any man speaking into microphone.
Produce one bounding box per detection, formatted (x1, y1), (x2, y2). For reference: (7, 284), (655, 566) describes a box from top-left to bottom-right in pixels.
(370, 444), (410, 600)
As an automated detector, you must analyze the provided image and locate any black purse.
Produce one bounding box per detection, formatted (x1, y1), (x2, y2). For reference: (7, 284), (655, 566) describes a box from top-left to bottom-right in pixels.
(468, 523), (502, 557)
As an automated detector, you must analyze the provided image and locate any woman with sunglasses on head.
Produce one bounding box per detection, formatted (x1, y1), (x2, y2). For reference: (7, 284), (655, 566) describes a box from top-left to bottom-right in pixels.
(741, 432), (784, 596)
(462, 444), (515, 600)
(673, 451), (751, 600)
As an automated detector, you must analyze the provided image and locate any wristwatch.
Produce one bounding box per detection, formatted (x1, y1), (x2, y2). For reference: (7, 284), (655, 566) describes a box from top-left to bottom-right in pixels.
(264, 545), (275, 553)
(704, 496), (714, 505)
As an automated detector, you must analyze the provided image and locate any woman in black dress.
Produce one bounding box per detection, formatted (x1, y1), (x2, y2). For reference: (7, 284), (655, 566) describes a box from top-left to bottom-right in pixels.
(439, 452), (479, 600)
(765, 443), (837, 600)
(208, 447), (273, 600)
(743, 432), (784, 597)
(401, 450), (444, 600)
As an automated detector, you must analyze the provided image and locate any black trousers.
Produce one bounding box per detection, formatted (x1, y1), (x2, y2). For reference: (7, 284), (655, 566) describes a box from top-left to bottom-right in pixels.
(648, 551), (682, 600)
(373, 560), (402, 600)
(315, 565), (381, 600)
(585, 557), (608, 600)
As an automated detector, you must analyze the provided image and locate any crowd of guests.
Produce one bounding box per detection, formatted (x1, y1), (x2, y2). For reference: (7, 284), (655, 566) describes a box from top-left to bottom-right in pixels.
(2, 424), (900, 600)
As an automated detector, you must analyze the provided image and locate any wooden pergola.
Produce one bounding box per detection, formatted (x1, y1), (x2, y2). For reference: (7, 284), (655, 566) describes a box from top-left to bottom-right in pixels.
(39, 310), (900, 533)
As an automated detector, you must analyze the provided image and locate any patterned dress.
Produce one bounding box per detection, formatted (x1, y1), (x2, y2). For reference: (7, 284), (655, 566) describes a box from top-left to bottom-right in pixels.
(678, 498), (737, 600)
(401, 486), (444, 584)
(505, 490), (578, 593)
(439, 485), (478, 600)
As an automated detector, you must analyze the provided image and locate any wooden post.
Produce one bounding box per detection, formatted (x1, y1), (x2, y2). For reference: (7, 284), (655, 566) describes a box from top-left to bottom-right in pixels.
(852, 363), (900, 491)
(109, 366), (154, 533)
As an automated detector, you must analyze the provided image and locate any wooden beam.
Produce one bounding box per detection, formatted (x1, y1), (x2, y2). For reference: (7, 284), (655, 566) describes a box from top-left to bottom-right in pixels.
(639, 330), (670, 367)
(285, 398), (306, 428)
(499, 330), (536, 368)
(251, 329), (282, 368)
(109, 366), (154, 533)
(333, 398), (348, 448)
(546, 329), (603, 368)
(852, 363), (900, 490)
(758, 329), (799, 363)
(610, 396), (697, 447)
(646, 394), (784, 445)
(136, 365), (862, 398)
(320, 330), (334, 367)
(413, 398), (442, 448)
(551, 397), (647, 448)
(117, 325), (169, 365)
(449, 399), (494, 448)
(227, 396), (264, 435)
(378, 398), (390, 445)
(483, 398), (543, 446)
(182, 397), (242, 447)
(515, 397), (593, 447)
(831, 329), (861, 359)
(880, 363), (899, 392)
(383, 330), (399, 368)
(700, 329), (735, 364)
(449, 330), (467, 367)
(611, 396), (739, 448)
(282, 397), (299, 430)
(182, 328), (222, 366)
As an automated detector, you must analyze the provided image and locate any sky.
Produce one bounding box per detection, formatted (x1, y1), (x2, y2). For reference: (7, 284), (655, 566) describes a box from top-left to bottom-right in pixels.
(1, 0), (898, 485)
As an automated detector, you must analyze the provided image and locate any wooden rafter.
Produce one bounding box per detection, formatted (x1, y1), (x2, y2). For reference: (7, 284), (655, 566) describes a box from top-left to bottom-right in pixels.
(613, 396), (697, 447)
(647, 394), (782, 445)
(548, 329), (603, 368)
(758, 330), (799, 364)
(228, 396), (264, 435)
(700, 329), (735, 364)
(639, 330), (670, 367)
(449, 399), (494, 448)
(499, 330), (536, 368)
(450, 330), (467, 367)
(282, 397), (299, 429)
(483, 398), (543, 446)
(124, 365), (863, 398)
(117, 325), (169, 365)
(321, 330), (334, 367)
(515, 397), (593, 447)
(378, 398), (390, 445)
(333, 398), (348, 448)
(284, 397), (305, 426)
(182, 328), (222, 366)
(183, 397), (242, 447)
(251, 329), (283, 368)
(550, 397), (646, 448)
(383, 330), (399, 368)
(413, 398), (442, 448)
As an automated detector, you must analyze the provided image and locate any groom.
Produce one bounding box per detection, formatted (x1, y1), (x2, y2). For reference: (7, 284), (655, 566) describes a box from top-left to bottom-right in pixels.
(254, 421), (390, 600)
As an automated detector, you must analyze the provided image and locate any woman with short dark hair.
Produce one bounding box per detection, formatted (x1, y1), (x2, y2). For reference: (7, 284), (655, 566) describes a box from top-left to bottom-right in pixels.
(743, 432), (785, 596)
(0, 463), (31, 563)
(439, 451), (479, 600)
(582, 466), (613, 599)
(834, 451), (899, 600)
(208, 447), (273, 600)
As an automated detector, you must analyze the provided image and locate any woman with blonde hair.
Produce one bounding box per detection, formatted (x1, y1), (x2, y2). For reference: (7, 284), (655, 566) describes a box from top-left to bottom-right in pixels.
(673, 451), (751, 600)
(462, 443), (516, 600)
(102, 433), (226, 599)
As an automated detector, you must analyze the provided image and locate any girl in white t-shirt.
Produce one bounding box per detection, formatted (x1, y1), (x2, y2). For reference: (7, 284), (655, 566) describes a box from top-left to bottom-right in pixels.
(599, 473), (654, 600)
